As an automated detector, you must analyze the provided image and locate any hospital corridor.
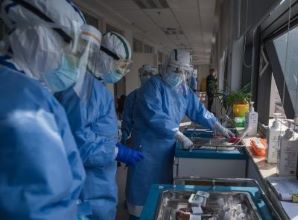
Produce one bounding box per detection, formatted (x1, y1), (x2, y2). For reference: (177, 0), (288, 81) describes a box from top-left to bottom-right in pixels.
(0, 0), (298, 220)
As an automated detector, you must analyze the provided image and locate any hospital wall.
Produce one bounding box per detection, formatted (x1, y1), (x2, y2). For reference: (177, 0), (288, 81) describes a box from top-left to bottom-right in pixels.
(198, 65), (210, 92)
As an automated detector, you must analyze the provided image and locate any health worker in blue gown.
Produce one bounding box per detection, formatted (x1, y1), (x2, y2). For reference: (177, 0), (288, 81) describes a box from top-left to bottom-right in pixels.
(121, 64), (158, 144)
(126, 49), (234, 220)
(56, 32), (144, 220)
(187, 68), (198, 93)
(0, 0), (100, 219)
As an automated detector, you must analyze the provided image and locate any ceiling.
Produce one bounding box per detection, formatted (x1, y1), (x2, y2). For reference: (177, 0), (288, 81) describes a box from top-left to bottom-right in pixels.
(81, 0), (219, 65)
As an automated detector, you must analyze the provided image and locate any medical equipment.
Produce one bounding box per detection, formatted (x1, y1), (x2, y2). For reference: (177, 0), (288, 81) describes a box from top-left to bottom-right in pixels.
(140, 178), (282, 220)
(174, 129), (248, 179)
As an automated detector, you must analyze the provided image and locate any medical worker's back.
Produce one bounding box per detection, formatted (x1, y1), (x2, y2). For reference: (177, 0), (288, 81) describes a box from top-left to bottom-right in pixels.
(0, 66), (85, 219)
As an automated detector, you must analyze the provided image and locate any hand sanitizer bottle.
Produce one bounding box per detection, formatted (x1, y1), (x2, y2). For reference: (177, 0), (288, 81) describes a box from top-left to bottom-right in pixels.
(266, 113), (282, 163)
(245, 101), (258, 136)
(278, 118), (298, 176)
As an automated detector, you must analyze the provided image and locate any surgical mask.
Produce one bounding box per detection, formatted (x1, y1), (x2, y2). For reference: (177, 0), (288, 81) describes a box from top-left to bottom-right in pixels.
(163, 71), (184, 88)
(101, 70), (123, 84)
(43, 55), (78, 92)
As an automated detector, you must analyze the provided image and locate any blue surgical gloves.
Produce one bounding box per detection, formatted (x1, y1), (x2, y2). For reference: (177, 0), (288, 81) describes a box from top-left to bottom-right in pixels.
(213, 122), (235, 138)
(175, 130), (193, 149)
(116, 143), (144, 166)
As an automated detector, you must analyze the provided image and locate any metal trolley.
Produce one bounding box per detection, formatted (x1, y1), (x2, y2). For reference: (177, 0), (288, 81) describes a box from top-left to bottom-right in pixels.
(174, 129), (249, 179)
(140, 178), (284, 220)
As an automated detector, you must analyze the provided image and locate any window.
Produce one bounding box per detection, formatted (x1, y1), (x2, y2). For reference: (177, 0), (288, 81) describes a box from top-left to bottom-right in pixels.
(273, 26), (298, 115)
(144, 44), (153, 53)
(133, 38), (143, 53)
(106, 24), (123, 35)
(84, 13), (99, 28)
(0, 19), (8, 40)
(133, 39), (154, 53)
(270, 75), (285, 117)
(81, 11), (104, 30)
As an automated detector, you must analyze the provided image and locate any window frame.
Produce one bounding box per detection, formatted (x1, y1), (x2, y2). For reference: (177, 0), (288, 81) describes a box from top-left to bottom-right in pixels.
(248, 0), (298, 123)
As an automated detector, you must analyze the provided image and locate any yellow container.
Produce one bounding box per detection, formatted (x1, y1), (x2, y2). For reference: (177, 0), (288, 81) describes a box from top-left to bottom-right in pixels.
(233, 103), (249, 117)
(292, 194), (298, 203)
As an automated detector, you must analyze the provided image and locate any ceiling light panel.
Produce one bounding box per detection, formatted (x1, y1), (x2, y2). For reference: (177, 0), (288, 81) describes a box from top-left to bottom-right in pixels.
(132, 0), (169, 9)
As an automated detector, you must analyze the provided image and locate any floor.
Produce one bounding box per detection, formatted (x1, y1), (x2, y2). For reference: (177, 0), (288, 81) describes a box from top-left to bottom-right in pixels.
(116, 165), (130, 220)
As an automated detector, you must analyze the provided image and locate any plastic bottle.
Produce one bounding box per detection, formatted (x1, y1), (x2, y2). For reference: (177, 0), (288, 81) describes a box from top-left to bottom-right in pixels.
(245, 101), (258, 136)
(278, 120), (298, 176)
(266, 113), (282, 163)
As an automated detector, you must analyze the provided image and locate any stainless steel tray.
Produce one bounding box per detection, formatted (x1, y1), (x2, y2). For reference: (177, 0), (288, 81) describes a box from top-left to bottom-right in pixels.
(155, 190), (262, 220)
(188, 138), (245, 151)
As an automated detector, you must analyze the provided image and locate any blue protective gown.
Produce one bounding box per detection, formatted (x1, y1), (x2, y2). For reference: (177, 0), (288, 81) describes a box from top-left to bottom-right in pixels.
(121, 89), (138, 143)
(56, 73), (118, 220)
(125, 75), (218, 216)
(0, 58), (85, 219)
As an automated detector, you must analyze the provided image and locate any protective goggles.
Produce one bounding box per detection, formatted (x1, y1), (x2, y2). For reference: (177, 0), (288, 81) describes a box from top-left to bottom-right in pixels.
(168, 59), (192, 72)
(115, 59), (133, 76)
(168, 64), (187, 75)
(141, 71), (154, 77)
(100, 45), (133, 76)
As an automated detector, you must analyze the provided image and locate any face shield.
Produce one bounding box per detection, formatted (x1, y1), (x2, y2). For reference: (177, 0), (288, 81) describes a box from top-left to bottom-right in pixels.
(88, 33), (133, 84)
(1, 0), (102, 93)
(41, 23), (102, 93)
(100, 45), (132, 77)
(139, 65), (157, 85)
(88, 50), (133, 83)
(162, 49), (192, 88)
(71, 25), (102, 94)
(163, 63), (192, 88)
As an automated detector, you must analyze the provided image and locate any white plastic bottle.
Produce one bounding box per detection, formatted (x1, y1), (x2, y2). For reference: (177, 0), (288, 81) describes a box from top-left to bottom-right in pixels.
(245, 101), (258, 136)
(266, 113), (282, 163)
(278, 126), (298, 176)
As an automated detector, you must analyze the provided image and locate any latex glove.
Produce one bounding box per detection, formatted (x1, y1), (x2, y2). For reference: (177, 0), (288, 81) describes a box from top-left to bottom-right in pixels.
(213, 122), (235, 138)
(115, 143), (144, 166)
(175, 131), (193, 149)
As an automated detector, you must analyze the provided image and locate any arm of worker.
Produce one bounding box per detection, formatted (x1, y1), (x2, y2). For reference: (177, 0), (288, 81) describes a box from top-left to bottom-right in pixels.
(80, 88), (118, 168)
(57, 84), (118, 169)
(53, 100), (86, 200)
(135, 77), (179, 138)
(174, 129), (194, 149)
(0, 110), (80, 219)
(185, 90), (234, 138)
(213, 122), (235, 138)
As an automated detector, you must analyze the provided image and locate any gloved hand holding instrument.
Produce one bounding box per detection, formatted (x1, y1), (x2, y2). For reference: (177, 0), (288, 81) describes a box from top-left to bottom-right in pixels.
(175, 130), (194, 149)
(213, 122), (235, 138)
